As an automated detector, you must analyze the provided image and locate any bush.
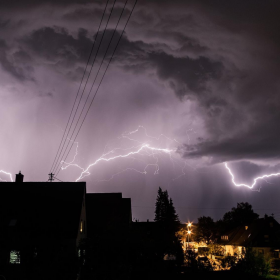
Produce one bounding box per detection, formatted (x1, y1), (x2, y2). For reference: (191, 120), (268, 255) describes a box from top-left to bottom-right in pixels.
(231, 248), (271, 277)
(185, 250), (213, 271)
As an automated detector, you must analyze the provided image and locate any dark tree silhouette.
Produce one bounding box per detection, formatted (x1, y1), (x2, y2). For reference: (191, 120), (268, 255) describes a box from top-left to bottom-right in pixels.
(154, 187), (180, 231)
(154, 187), (182, 264)
(155, 187), (167, 223)
(196, 216), (216, 244)
(222, 202), (259, 230)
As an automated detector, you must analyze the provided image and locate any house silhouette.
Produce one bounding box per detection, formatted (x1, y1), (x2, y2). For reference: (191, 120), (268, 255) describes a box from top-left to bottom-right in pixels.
(0, 172), (132, 279)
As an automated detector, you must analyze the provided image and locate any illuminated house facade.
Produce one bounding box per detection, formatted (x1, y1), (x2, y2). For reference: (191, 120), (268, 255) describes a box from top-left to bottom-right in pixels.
(218, 217), (280, 259)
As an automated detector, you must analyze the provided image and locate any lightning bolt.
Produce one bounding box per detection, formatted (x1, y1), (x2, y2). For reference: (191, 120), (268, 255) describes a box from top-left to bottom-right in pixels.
(63, 144), (175, 181)
(60, 126), (194, 182)
(0, 170), (13, 182)
(224, 162), (280, 189)
(61, 139), (80, 167)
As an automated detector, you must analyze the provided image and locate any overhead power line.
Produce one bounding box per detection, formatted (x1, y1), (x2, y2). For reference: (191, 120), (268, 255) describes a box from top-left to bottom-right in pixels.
(52, 0), (121, 174)
(55, 0), (137, 177)
(54, 0), (131, 175)
(50, 0), (111, 174)
(50, 0), (117, 175)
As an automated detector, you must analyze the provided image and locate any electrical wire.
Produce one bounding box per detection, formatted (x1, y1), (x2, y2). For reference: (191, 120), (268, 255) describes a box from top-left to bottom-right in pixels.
(52, 0), (120, 174)
(54, 0), (130, 175)
(55, 0), (137, 177)
(51, 0), (116, 175)
(50, 0), (111, 174)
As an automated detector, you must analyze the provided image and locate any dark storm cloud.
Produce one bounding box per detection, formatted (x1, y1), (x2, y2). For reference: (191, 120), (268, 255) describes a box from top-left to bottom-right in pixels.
(0, 0), (95, 8)
(63, 4), (131, 23)
(181, 132), (280, 164)
(24, 27), (93, 65)
(148, 52), (223, 98)
(1, 0), (280, 165)
(190, 0), (280, 47)
(110, 32), (224, 99)
(0, 39), (33, 81)
(0, 18), (10, 28)
(128, 0), (280, 164)
(181, 102), (280, 163)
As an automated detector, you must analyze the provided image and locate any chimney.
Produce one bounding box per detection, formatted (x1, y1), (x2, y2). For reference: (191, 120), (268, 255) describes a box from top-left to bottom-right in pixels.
(15, 171), (24, 183)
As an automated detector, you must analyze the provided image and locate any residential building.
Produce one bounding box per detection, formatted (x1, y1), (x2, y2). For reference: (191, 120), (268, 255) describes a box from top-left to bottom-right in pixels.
(85, 192), (132, 237)
(218, 216), (280, 259)
(0, 178), (86, 266)
(0, 172), (133, 279)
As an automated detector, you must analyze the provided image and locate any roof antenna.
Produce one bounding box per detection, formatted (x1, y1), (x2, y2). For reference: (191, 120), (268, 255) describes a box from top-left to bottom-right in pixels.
(48, 173), (55, 182)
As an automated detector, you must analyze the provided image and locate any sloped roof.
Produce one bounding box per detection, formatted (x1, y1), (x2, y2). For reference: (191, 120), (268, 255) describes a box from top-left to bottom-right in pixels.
(219, 217), (280, 247)
(0, 182), (86, 240)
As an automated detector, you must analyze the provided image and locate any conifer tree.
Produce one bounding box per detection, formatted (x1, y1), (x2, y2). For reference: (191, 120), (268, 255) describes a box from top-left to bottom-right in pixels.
(154, 187), (180, 232)
(154, 187), (183, 262)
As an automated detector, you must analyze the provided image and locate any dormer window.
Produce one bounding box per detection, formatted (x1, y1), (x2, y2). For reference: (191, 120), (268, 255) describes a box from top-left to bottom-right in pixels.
(221, 236), (228, 240)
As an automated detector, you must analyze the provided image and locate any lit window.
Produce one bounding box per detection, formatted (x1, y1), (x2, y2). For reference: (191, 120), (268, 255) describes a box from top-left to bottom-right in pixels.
(245, 226), (248, 230)
(10, 250), (20, 264)
(80, 220), (83, 233)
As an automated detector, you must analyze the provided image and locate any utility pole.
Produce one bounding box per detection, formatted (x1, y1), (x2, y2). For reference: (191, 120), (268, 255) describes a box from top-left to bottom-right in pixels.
(48, 173), (55, 182)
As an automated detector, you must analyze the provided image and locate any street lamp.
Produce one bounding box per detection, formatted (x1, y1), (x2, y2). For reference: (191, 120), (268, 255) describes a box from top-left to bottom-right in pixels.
(186, 222), (192, 249)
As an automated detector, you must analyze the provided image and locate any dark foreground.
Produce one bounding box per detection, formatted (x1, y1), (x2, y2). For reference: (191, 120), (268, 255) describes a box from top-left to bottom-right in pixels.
(130, 269), (270, 280)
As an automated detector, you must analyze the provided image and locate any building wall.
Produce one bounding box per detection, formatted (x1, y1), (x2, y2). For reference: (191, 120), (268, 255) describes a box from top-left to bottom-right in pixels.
(225, 245), (274, 259)
(76, 190), (87, 248)
(225, 245), (243, 257)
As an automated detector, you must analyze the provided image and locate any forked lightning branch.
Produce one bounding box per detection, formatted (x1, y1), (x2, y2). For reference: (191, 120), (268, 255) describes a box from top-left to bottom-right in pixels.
(1, 127), (280, 189)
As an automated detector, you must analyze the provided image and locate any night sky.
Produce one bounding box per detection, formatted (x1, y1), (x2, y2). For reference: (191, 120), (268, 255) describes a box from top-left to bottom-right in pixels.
(1, 0), (280, 223)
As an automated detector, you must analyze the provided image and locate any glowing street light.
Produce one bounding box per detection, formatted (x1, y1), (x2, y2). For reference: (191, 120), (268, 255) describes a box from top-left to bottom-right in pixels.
(186, 222), (192, 249)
